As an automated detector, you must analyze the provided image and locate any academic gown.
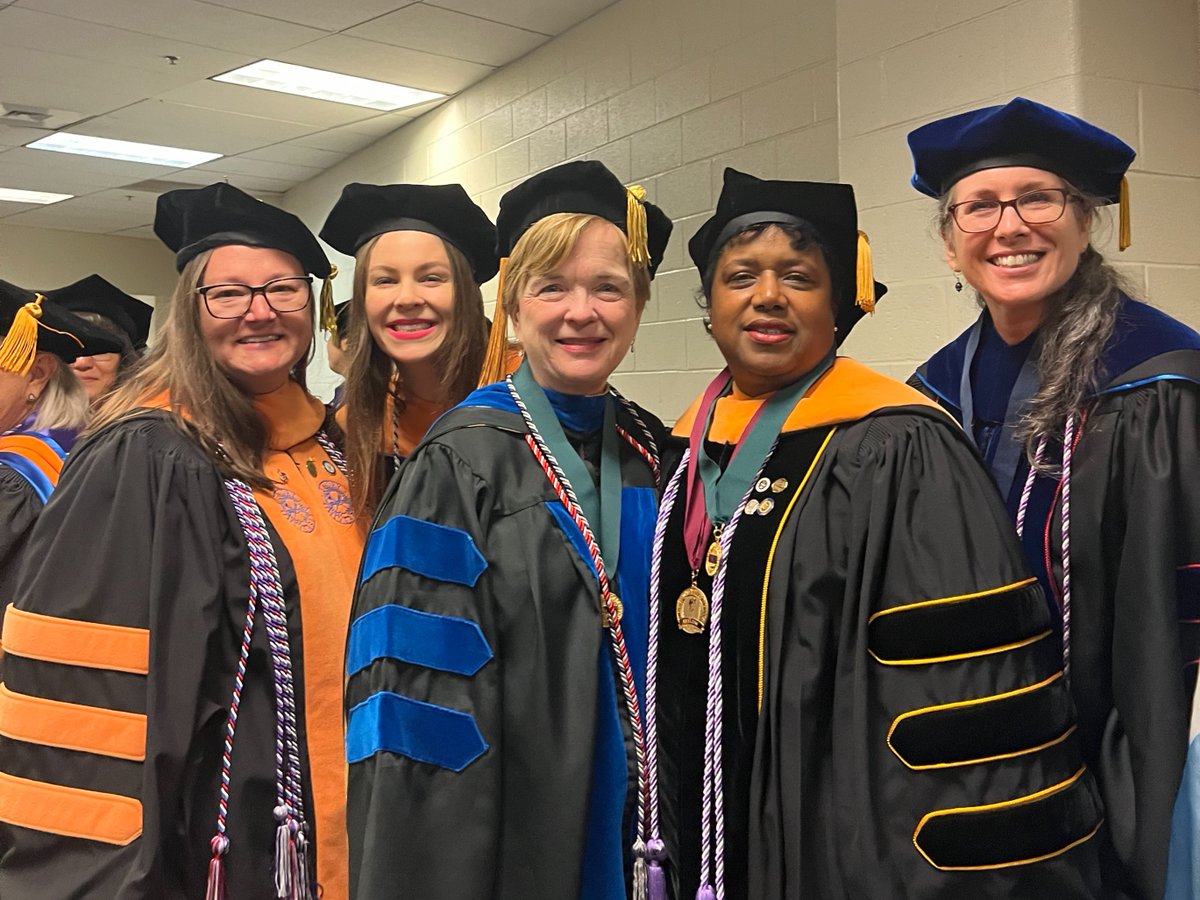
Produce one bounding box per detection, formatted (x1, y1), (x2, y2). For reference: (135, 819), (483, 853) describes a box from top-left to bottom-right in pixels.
(655, 358), (1104, 900)
(344, 381), (666, 900)
(912, 296), (1200, 900)
(0, 424), (74, 648)
(0, 385), (362, 899)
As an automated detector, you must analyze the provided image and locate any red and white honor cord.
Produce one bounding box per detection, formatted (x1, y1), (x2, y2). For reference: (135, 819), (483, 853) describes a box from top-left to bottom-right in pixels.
(505, 376), (659, 877)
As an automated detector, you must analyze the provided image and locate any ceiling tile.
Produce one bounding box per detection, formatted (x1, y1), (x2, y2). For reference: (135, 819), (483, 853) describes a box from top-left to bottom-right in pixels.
(345, 5), (548, 66)
(0, 147), (182, 191)
(158, 167), (298, 195)
(288, 117), (410, 154)
(0, 45), (171, 116)
(423, 0), (616, 36)
(194, 0), (416, 33)
(107, 224), (161, 239)
(0, 7), (253, 79)
(279, 34), (494, 96)
(79, 100), (320, 156)
(195, 155), (324, 183)
(2, 189), (159, 232)
(155, 80), (383, 129)
(18, 0), (327, 57)
(241, 144), (348, 169)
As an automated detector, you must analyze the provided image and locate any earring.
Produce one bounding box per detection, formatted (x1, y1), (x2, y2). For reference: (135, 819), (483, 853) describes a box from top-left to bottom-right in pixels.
(630, 341), (636, 353)
(26, 393), (36, 404)
(954, 273), (964, 293)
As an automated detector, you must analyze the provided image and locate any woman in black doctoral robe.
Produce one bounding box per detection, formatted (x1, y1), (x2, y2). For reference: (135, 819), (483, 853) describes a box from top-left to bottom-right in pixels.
(907, 97), (1200, 900)
(344, 160), (673, 899)
(643, 168), (1104, 900)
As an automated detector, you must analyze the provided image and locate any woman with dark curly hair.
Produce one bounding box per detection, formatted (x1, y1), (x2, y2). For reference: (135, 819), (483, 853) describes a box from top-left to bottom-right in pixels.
(908, 97), (1200, 900)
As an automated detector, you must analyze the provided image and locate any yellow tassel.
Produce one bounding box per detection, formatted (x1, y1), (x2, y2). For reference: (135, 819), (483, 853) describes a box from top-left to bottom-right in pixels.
(319, 264), (339, 334)
(625, 184), (650, 269)
(855, 231), (876, 314)
(477, 258), (511, 387)
(1118, 176), (1131, 252)
(0, 293), (46, 376)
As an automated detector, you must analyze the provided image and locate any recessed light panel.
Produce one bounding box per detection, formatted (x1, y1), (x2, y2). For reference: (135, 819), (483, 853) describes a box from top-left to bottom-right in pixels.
(26, 133), (222, 168)
(0, 187), (74, 204)
(213, 60), (444, 111)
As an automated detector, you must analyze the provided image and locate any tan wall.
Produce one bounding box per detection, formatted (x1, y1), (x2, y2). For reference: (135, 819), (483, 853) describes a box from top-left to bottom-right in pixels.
(285, 0), (1200, 415)
(0, 222), (177, 301)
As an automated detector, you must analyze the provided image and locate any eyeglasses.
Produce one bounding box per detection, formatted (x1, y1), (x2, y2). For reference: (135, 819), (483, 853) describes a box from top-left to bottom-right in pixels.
(947, 188), (1079, 233)
(197, 276), (313, 319)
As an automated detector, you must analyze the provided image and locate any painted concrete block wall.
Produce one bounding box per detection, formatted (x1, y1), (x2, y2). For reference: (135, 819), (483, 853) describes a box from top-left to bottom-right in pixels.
(284, 0), (840, 413)
(837, 0), (1200, 382)
(0, 222), (178, 302)
(285, 0), (1199, 415)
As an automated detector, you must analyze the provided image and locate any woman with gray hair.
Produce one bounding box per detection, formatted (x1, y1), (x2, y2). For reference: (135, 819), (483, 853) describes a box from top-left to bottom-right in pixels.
(908, 97), (1200, 900)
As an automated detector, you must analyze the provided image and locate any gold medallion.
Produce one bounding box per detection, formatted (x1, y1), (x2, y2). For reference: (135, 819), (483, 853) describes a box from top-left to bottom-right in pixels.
(601, 593), (624, 628)
(704, 539), (722, 576)
(676, 584), (710, 634)
(758, 497), (775, 515)
(771, 478), (788, 493)
(745, 499), (760, 516)
(755, 477), (771, 493)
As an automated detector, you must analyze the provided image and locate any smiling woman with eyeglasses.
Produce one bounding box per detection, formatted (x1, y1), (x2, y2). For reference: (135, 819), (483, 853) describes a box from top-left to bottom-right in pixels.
(0, 182), (364, 899)
(908, 97), (1200, 900)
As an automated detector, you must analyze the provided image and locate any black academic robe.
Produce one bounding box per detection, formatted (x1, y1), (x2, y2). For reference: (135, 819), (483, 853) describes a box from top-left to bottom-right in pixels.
(912, 297), (1200, 900)
(0, 469), (42, 624)
(0, 412), (318, 899)
(0, 427), (72, 650)
(655, 358), (1104, 899)
(345, 382), (666, 900)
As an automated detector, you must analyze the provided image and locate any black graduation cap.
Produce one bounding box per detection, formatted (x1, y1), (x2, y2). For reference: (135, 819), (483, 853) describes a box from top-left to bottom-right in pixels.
(154, 181), (338, 330)
(494, 160), (673, 277)
(907, 97), (1136, 248)
(0, 279), (124, 373)
(689, 168), (882, 340)
(320, 182), (500, 284)
(42, 274), (153, 350)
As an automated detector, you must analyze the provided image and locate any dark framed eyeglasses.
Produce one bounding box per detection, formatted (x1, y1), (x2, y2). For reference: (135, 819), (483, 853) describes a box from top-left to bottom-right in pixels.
(197, 275), (313, 319)
(947, 188), (1079, 233)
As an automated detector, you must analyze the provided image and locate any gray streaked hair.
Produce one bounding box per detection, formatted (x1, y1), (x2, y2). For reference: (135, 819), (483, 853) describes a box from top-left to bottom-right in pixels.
(31, 362), (90, 432)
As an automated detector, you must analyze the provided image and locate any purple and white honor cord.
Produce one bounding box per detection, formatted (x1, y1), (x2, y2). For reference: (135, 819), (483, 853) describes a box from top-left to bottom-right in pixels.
(642, 454), (690, 898)
(1014, 415), (1077, 680)
(1059, 414), (1075, 680)
(646, 443), (776, 900)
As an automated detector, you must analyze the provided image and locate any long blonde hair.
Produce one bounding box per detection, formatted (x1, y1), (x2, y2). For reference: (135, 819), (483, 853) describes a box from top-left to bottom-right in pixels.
(343, 233), (488, 521)
(90, 249), (315, 488)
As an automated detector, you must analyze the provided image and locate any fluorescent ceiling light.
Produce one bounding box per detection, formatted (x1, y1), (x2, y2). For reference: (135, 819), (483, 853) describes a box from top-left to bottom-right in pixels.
(0, 187), (74, 204)
(213, 60), (444, 111)
(25, 133), (222, 168)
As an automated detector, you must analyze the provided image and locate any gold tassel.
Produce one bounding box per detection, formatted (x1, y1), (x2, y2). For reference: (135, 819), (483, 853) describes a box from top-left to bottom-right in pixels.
(855, 231), (876, 314)
(1118, 176), (1131, 252)
(477, 258), (510, 387)
(625, 184), (650, 269)
(0, 293), (46, 376)
(319, 264), (339, 334)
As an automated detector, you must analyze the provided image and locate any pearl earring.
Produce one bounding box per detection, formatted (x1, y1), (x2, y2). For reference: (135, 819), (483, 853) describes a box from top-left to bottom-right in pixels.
(954, 273), (964, 293)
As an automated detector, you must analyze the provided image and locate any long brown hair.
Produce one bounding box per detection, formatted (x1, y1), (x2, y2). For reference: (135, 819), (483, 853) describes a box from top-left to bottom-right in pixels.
(90, 249), (315, 488)
(343, 233), (488, 521)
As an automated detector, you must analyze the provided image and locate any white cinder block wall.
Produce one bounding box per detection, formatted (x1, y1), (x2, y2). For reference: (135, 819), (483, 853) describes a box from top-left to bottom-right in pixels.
(285, 0), (1200, 417)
